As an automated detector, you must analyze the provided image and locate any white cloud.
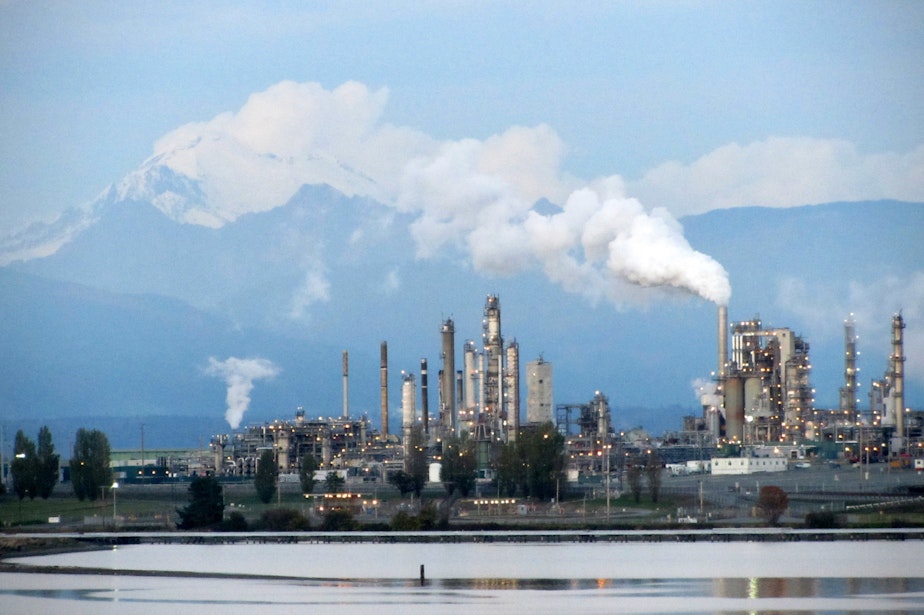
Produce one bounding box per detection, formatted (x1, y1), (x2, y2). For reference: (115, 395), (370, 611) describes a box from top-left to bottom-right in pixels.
(136, 80), (435, 225)
(775, 271), (924, 387)
(629, 137), (924, 217)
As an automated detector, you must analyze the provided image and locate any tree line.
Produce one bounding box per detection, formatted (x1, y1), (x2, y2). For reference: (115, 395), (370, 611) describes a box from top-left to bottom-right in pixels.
(9, 426), (111, 502)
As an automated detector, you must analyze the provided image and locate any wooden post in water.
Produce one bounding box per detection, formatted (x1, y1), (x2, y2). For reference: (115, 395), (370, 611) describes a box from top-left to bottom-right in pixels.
(420, 564), (425, 586)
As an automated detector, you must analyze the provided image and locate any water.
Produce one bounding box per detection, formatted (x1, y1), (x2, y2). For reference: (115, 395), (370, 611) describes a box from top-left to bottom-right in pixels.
(3, 541), (924, 613)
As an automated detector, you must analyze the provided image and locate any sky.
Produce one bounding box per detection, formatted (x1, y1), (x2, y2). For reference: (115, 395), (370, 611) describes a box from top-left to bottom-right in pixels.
(2, 1), (924, 234)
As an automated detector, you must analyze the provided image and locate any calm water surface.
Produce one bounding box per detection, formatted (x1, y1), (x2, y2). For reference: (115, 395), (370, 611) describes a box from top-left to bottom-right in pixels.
(3, 540), (923, 614)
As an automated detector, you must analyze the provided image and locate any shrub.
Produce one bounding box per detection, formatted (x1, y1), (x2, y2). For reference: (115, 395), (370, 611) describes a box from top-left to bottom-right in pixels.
(260, 508), (311, 531)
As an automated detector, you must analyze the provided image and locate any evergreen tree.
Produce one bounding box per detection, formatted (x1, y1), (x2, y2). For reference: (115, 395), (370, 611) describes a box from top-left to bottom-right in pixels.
(254, 449), (277, 504)
(324, 471), (346, 493)
(406, 424), (429, 498)
(440, 434), (476, 497)
(177, 475), (225, 529)
(69, 428), (112, 501)
(299, 453), (318, 495)
(11, 430), (37, 501)
(36, 426), (59, 499)
(520, 422), (565, 501)
(495, 441), (523, 497)
(645, 450), (663, 503)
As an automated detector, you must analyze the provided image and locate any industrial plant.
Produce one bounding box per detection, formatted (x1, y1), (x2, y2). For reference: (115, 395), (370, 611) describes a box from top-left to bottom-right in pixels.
(191, 296), (922, 491)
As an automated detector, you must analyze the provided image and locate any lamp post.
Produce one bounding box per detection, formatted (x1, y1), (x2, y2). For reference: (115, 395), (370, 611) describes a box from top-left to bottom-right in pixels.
(111, 481), (120, 528)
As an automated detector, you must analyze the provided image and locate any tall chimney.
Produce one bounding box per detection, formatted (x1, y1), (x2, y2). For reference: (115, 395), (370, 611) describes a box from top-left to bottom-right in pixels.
(380, 341), (389, 438)
(717, 304), (728, 380)
(420, 358), (429, 436)
(892, 313), (906, 444)
(441, 319), (456, 435)
(342, 350), (349, 418)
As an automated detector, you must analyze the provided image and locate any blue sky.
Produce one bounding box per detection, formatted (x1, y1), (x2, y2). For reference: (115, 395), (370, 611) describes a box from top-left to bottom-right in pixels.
(2, 1), (923, 233)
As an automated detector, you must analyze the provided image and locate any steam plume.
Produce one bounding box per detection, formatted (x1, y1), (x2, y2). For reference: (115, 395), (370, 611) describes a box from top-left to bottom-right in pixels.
(206, 357), (280, 429)
(400, 134), (732, 305)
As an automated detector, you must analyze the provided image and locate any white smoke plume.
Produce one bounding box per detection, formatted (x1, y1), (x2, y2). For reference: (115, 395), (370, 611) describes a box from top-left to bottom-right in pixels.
(691, 377), (721, 408)
(399, 133), (732, 306)
(205, 357), (280, 429)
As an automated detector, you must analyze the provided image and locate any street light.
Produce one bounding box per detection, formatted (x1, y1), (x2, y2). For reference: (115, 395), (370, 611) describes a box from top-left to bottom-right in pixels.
(111, 481), (120, 528)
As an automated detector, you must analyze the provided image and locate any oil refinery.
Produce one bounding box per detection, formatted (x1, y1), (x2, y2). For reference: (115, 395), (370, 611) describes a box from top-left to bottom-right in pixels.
(194, 295), (921, 489)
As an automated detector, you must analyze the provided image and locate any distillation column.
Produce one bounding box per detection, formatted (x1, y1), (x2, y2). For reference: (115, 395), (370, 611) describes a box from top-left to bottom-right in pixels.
(483, 295), (503, 432)
(440, 319), (456, 436)
(380, 341), (389, 439)
(891, 313), (906, 449)
(401, 372), (417, 465)
(839, 316), (858, 422)
(420, 358), (429, 437)
(505, 341), (520, 442)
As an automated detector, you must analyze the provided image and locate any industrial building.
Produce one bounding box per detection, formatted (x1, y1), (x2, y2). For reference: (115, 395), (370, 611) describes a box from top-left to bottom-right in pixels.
(196, 298), (919, 488)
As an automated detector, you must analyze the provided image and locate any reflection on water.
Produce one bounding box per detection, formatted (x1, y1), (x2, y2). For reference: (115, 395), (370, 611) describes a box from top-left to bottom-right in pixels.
(3, 541), (924, 614)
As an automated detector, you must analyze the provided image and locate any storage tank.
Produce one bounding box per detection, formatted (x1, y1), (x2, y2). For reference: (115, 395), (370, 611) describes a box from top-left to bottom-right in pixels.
(724, 375), (745, 442)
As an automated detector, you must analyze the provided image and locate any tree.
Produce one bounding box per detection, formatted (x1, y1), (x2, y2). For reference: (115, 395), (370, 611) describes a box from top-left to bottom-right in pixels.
(757, 485), (789, 526)
(177, 475), (225, 529)
(11, 430), (37, 501)
(626, 455), (644, 504)
(520, 422), (565, 501)
(254, 449), (277, 504)
(406, 424), (429, 498)
(440, 434), (476, 497)
(324, 471), (345, 493)
(496, 441), (523, 497)
(645, 450), (663, 503)
(36, 426), (59, 499)
(69, 428), (111, 502)
(299, 454), (318, 495)
(388, 470), (415, 497)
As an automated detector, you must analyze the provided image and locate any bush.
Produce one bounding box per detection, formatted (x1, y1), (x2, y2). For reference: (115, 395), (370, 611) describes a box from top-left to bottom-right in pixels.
(220, 511), (249, 531)
(804, 510), (841, 529)
(320, 509), (357, 531)
(260, 508), (311, 531)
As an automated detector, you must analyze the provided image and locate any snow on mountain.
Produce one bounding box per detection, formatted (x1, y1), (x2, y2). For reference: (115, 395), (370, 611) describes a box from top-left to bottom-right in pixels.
(0, 202), (102, 266)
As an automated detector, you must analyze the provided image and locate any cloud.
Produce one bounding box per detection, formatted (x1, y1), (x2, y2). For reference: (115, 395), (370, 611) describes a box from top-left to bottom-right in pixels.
(123, 80), (738, 307)
(133, 80), (435, 225)
(774, 271), (924, 386)
(399, 134), (731, 304)
(629, 137), (924, 217)
(205, 357), (280, 429)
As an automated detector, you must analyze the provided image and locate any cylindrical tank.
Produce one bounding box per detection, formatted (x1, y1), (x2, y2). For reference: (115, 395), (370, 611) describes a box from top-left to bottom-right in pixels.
(744, 376), (763, 417)
(724, 376), (745, 442)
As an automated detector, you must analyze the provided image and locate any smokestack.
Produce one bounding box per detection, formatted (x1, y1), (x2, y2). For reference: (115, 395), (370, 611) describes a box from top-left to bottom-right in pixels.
(420, 358), (429, 436)
(380, 341), (389, 438)
(441, 319), (456, 435)
(342, 350), (349, 419)
(717, 305), (728, 380)
(892, 313), (906, 444)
